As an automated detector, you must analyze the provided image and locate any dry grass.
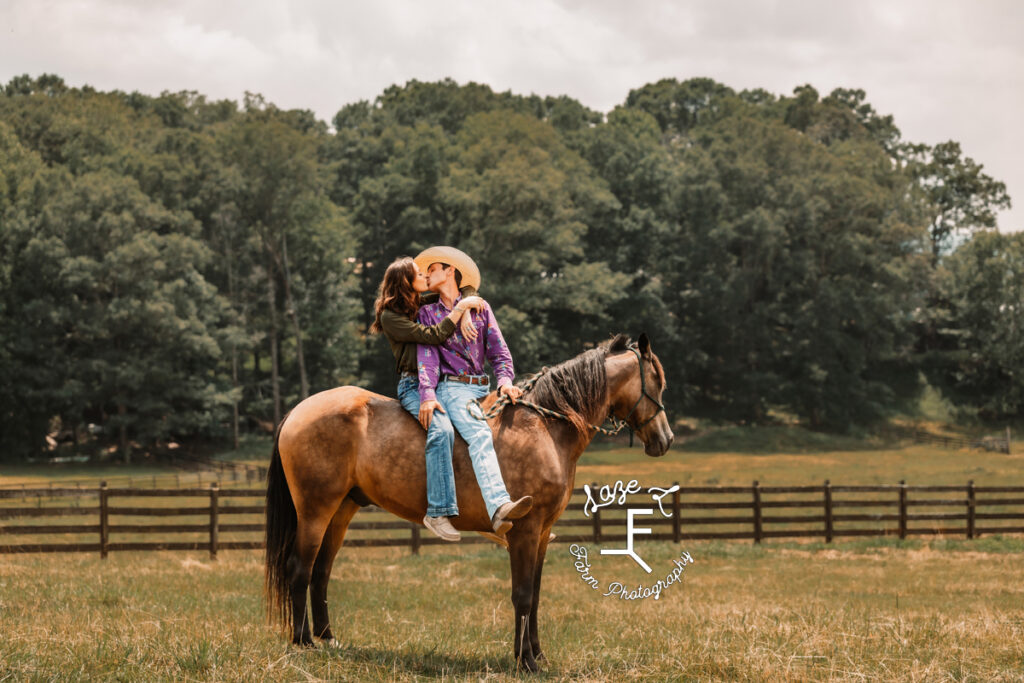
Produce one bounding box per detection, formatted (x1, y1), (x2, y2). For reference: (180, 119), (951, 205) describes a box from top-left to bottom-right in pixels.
(579, 443), (1024, 489)
(2, 539), (1024, 681)
(3, 435), (1024, 680)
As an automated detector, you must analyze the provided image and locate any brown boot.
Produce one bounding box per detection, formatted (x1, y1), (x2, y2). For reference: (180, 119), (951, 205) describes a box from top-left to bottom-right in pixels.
(491, 495), (533, 534)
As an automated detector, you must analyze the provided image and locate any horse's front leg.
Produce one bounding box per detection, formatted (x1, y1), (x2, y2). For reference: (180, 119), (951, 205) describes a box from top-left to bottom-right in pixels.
(529, 532), (551, 663)
(508, 533), (540, 673)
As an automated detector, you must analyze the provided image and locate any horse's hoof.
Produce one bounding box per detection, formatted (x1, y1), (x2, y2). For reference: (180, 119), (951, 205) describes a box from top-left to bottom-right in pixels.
(516, 656), (540, 673)
(321, 638), (344, 650)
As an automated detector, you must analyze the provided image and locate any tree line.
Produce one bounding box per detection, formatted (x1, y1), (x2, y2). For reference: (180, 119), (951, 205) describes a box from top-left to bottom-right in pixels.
(0, 74), (1017, 461)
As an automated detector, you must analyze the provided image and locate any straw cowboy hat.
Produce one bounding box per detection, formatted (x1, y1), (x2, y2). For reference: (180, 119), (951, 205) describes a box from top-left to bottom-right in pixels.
(414, 246), (481, 290)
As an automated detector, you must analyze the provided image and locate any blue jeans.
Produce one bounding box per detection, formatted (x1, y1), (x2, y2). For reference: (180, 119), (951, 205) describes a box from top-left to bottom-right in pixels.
(397, 376), (458, 517)
(435, 379), (512, 521)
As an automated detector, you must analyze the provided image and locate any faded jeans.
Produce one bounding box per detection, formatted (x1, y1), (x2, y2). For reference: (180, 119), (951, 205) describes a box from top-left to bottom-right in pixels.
(435, 379), (512, 521)
(397, 375), (458, 517)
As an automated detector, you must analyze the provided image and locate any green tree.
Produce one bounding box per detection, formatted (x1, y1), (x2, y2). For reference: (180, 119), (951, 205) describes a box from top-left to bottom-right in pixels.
(0, 122), (68, 459)
(645, 93), (927, 428)
(624, 77), (736, 137)
(221, 97), (361, 421)
(3, 165), (233, 460)
(910, 141), (1011, 264)
(924, 231), (1024, 420)
(439, 110), (628, 373)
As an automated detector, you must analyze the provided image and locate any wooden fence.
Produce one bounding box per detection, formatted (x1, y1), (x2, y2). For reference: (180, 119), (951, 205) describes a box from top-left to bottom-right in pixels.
(3, 480), (1024, 558)
(904, 427), (1012, 453)
(0, 461), (267, 499)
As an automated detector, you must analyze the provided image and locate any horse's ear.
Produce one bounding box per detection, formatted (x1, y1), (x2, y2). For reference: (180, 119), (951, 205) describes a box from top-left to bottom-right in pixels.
(638, 332), (651, 356)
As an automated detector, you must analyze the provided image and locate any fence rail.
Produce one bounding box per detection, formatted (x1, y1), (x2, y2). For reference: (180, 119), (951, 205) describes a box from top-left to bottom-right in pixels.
(0, 464), (267, 498)
(3, 480), (1024, 558)
(904, 427), (1012, 454)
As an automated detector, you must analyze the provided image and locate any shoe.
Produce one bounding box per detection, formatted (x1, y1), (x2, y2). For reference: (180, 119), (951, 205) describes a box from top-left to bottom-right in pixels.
(491, 495), (533, 534)
(423, 515), (460, 542)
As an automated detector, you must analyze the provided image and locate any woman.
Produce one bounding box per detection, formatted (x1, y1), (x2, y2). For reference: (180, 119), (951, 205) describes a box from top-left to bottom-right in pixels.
(370, 256), (482, 542)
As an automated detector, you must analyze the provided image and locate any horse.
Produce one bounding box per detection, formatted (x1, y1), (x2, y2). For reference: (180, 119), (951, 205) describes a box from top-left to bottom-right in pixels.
(264, 333), (674, 673)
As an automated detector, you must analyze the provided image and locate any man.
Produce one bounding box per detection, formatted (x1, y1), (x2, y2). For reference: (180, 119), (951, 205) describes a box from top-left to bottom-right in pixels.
(414, 246), (532, 538)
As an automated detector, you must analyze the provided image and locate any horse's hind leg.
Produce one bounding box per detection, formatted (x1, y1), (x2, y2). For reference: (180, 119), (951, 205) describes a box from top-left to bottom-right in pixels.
(311, 499), (360, 642)
(286, 509), (335, 646)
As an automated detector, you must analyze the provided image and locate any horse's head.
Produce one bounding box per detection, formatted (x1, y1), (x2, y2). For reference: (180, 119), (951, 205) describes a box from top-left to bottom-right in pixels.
(607, 333), (674, 457)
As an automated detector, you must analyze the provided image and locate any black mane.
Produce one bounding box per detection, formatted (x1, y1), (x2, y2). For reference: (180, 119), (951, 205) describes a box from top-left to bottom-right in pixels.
(521, 334), (632, 432)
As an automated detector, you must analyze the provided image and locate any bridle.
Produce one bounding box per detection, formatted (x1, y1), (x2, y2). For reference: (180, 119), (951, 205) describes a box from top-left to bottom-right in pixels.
(619, 344), (666, 432)
(469, 342), (666, 444)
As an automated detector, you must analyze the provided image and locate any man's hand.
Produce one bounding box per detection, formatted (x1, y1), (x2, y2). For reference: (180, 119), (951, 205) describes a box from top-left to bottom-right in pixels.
(499, 384), (523, 404)
(419, 400), (445, 430)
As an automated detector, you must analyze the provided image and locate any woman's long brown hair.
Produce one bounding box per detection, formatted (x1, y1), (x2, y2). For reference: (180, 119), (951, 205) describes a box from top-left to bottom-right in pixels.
(369, 257), (420, 334)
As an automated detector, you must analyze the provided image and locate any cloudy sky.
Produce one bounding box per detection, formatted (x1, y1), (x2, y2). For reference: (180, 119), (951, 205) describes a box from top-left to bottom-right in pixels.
(3, 0), (1022, 231)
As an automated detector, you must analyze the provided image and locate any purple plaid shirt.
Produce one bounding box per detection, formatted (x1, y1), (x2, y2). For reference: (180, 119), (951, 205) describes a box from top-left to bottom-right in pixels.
(416, 296), (514, 402)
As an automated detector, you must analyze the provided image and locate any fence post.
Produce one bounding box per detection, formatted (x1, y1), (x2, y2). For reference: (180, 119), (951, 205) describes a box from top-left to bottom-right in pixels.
(1007, 427), (1013, 454)
(99, 481), (109, 559)
(824, 480), (833, 543)
(898, 480), (907, 540)
(752, 481), (762, 545)
(966, 480), (976, 540)
(411, 523), (421, 555)
(209, 482), (220, 560)
(591, 482), (602, 544)
(672, 481), (681, 543)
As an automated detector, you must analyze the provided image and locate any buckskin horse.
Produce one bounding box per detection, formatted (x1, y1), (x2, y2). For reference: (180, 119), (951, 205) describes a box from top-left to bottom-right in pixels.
(264, 333), (673, 672)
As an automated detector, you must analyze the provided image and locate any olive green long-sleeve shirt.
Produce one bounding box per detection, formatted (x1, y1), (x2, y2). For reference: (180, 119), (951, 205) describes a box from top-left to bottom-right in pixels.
(379, 286), (477, 376)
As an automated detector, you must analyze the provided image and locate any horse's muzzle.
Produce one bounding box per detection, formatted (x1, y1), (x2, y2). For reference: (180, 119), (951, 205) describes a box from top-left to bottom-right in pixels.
(643, 427), (674, 457)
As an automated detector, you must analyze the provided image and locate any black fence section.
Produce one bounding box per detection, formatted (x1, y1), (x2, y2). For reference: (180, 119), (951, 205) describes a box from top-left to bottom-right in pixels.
(2, 480), (1024, 558)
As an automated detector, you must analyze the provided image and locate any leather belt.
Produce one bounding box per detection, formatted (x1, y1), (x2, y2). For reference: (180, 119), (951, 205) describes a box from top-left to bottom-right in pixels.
(441, 374), (489, 386)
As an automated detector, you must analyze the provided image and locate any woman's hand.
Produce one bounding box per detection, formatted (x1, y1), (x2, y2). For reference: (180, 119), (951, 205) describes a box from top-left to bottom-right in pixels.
(457, 295), (485, 313)
(459, 312), (478, 341)
(455, 296), (485, 342)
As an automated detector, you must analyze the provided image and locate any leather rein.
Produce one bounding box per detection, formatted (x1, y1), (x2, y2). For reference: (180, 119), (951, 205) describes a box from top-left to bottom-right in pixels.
(471, 344), (665, 441)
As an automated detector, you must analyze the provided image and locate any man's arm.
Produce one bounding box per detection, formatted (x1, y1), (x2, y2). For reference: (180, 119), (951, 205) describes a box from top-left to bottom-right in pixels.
(416, 305), (444, 400)
(415, 306), (447, 429)
(416, 333), (443, 403)
(481, 304), (515, 390)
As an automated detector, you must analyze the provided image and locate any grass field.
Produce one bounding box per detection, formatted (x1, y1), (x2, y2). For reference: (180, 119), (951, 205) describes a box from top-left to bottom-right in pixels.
(5, 425), (1021, 490)
(2, 538), (1024, 681)
(3, 427), (1024, 681)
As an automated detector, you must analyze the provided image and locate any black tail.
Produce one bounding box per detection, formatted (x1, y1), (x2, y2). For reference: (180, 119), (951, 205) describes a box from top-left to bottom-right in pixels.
(264, 416), (296, 631)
